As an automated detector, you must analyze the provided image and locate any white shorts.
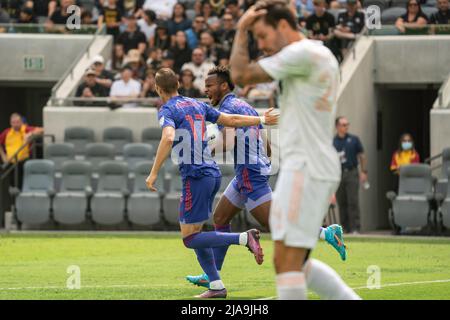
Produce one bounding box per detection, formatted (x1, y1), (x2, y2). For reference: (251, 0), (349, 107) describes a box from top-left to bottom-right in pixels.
(270, 167), (339, 249)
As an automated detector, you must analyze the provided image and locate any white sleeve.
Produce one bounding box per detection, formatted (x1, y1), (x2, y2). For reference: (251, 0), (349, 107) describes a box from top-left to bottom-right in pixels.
(258, 42), (312, 80)
(110, 81), (118, 96)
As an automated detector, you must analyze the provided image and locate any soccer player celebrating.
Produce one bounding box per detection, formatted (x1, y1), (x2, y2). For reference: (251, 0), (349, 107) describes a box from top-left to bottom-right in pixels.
(145, 68), (278, 298)
(186, 66), (347, 289)
(229, 0), (360, 299)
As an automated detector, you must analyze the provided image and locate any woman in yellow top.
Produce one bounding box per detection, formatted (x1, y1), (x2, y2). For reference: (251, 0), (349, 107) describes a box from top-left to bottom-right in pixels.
(390, 133), (420, 190)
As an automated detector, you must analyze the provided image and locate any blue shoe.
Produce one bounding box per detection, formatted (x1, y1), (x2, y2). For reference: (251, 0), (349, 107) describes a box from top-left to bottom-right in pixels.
(324, 224), (347, 261)
(186, 273), (210, 288)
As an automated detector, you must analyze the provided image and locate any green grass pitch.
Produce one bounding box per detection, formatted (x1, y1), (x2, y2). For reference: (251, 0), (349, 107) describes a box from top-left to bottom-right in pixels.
(1, 232), (450, 300)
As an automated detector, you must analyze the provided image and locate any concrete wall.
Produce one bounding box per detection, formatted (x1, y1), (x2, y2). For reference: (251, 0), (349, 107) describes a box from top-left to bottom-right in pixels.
(430, 109), (450, 176)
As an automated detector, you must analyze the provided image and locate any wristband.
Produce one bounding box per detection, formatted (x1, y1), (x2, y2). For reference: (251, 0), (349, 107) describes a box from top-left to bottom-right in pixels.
(259, 116), (266, 125)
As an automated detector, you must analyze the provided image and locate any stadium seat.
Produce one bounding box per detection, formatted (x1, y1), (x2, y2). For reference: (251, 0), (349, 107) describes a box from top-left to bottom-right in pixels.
(44, 143), (75, 173)
(103, 127), (133, 156)
(12, 160), (55, 225)
(127, 161), (164, 226)
(123, 143), (155, 171)
(422, 6), (438, 19)
(362, 0), (389, 11)
(52, 161), (92, 225)
(85, 143), (115, 172)
(64, 127), (95, 156)
(436, 148), (450, 197)
(438, 167), (450, 230)
(381, 7), (407, 24)
(141, 127), (162, 151)
(162, 166), (184, 225)
(90, 161), (129, 225)
(423, 0), (437, 7)
(386, 164), (436, 234)
(390, 0), (409, 7)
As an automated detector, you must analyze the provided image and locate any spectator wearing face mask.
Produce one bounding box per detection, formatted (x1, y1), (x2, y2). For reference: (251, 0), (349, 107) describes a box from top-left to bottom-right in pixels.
(390, 133), (420, 191)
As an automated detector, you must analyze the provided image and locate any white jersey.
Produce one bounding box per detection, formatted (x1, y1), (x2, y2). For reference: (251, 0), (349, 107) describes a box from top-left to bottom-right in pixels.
(258, 39), (341, 182)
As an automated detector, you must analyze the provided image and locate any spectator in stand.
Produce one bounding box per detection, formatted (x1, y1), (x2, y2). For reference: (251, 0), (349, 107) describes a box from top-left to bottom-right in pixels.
(122, 0), (137, 16)
(146, 47), (163, 70)
(201, 0), (220, 30)
(109, 44), (126, 72)
(429, 0), (449, 24)
(181, 47), (215, 94)
(140, 68), (158, 98)
(137, 9), (157, 42)
(291, 0), (314, 19)
(168, 2), (192, 41)
(160, 50), (175, 70)
(26, 0), (56, 21)
(17, 5), (37, 23)
(47, 0), (74, 28)
(123, 48), (147, 81)
(0, 5), (10, 25)
(178, 69), (202, 98)
(117, 13), (147, 55)
(306, 0), (335, 44)
(334, 0), (365, 56)
(97, 0), (123, 40)
(150, 20), (171, 51)
(81, 10), (95, 25)
(142, 0), (176, 20)
(110, 66), (142, 108)
(200, 30), (221, 65)
(75, 68), (109, 106)
(169, 30), (192, 74)
(395, 0), (428, 33)
(214, 13), (236, 61)
(390, 133), (420, 191)
(90, 55), (114, 89)
(0, 113), (44, 188)
(185, 15), (207, 49)
(225, 0), (242, 21)
(0, 0), (22, 19)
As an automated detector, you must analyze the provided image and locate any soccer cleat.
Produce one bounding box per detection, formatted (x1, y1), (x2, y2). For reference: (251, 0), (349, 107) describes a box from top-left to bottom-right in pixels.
(325, 224), (347, 261)
(186, 273), (210, 289)
(246, 229), (264, 265)
(195, 288), (227, 299)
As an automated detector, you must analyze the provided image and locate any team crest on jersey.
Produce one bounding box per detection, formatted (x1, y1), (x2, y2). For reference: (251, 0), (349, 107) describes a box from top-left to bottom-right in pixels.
(159, 116), (165, 127)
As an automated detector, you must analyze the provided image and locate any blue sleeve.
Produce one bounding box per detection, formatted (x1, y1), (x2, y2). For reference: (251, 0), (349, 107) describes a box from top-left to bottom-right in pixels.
(216, 103), (235, 130)
(355, 136), (364, 154)
(203, 102), (221, 124)
(158, 106), (176, 129)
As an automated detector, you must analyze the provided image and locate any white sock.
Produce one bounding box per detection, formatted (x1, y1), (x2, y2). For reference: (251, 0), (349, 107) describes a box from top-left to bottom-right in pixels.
(319, 227), (326, 240)
(209, 280), (225, 290)
(239, 232), (248, 246)
(304, 259), (361, 300)
(276, 272), (307, 300)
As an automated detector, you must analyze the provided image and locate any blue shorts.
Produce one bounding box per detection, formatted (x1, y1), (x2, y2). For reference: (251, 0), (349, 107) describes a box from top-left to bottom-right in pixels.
(179, 175), (221, 224)
(223, 168), (272, 212)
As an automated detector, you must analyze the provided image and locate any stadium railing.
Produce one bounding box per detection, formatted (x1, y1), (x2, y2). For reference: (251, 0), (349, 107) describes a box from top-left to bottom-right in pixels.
(0, 23), (100, 34)
(368, 24), (450, 36)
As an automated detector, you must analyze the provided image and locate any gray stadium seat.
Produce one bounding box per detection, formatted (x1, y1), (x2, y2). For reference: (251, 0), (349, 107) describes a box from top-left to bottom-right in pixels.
(422, 6), (438, 19)
(53, 161), (92, 225)
(103, 127), (133, 156)
(423, 0), (437, 7)
(123, 143), (155, 170)
(436, 148), (450, 197)
(390, 0), (409, 7)
(13, 160), (55, 225)
(44, 143), (75, 173)
(162, 165), (184, 225)
(127, 161), (165, 226)
(381, 7), (407, 24)
(438, 167), (450, 230)
(85, 143), (115, 172)
(141, 127), (162, 151)
(90, 161), (129, 225)
(386, 164), (436, 233)
(363, 0), (389, 11)
(64, 127), (95, 155)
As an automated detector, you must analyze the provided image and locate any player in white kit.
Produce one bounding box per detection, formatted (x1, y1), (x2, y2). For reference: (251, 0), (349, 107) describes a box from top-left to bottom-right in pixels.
(229, 0), (360, 300)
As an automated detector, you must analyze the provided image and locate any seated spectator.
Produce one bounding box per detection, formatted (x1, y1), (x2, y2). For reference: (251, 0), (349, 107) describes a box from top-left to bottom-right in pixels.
(81, 10), (95, 25)
(146, 47), (163, 70)
(306, 0), (335, 44)
(429, 0), (449, 25)
(75, 68), (109, 105)
(334, 0), (365, 56)
(390, 133), (420, 191)
(181, 47), (215, 95)
(142, 0), (176, 19)
(168, 2), (192, 40)
(110, 66), (142, 108)
(29, 0), (57, 20)
(90, 55), (114, 88)
(185, 15), (207, 49)
(1, 0), (22, 19)
(225, 0), (242, 21)
(116, 13), (147, 55)
(123, 49), (147, 81)
(201, 0), (220, 30)
(17, 6), (37, 23)
(47, 0), (74, 26)
(395, 0), (428, 33)
(149, 20), (171, 52)
(160, 50), (175, 70)
(97, 0), (123, 40)
(109, 44), (126, 72)
(200, 30), (221, 65)
(140, 69), (158, 98)
(214, 13), (236, 60)
(0, 6), (10, 25)
(178, 69), (202, 98)
(137, 9), (157, 42)
(169, 30), (192, 74)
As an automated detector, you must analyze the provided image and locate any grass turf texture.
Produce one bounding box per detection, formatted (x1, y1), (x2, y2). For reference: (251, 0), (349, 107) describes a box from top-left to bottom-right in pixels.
(1, 233), (450, 300)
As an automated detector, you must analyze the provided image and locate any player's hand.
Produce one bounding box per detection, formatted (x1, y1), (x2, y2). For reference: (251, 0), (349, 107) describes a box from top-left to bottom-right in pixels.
(263, 108), (279, 126)
(145, 173), (158, 192)
(237, 5), (267, 30)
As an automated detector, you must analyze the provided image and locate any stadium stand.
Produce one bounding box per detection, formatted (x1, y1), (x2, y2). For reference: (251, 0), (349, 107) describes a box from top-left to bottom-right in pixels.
(381, 7), (407, 24)
(102, 127), (134, 156)
(435, 148), (450, 196)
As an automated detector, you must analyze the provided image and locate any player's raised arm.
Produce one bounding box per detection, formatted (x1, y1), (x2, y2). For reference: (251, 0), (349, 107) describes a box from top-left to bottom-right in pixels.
(216, 108), (278, 128)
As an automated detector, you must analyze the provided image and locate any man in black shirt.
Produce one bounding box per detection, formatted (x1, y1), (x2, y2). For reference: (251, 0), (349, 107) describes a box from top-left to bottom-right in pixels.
(17, 6), (37, 23)
(178, 69), (202, 98)
(48, 0), (73, 26)
(116, 13), (147, 55)
(334, 0), (365, 54)
(306, 0), (336, 52)
(75, 68), (108, 106)
(97, 0), (123, 40)
(430, 0), (449, 24)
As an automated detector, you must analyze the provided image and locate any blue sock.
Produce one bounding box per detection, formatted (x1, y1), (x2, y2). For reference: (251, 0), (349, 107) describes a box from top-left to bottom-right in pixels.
(194, 248), (220, 282)
(213, 224), (232, 271)
(183, 231), (240, 249)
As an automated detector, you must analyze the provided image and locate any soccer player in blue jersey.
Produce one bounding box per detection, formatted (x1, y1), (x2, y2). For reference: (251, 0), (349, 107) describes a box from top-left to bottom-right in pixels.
(145, 68), (278, 299)
(186, 66), (347, 289)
